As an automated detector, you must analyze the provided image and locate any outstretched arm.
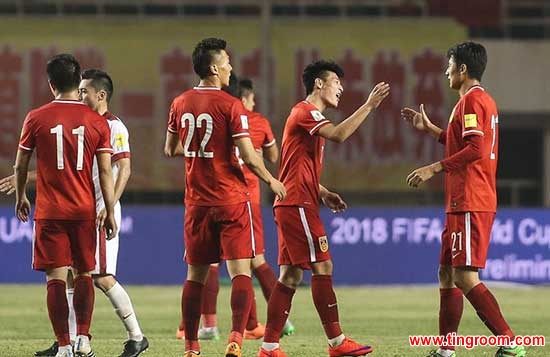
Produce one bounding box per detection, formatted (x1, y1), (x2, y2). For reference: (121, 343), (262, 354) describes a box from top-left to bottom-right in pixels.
(318, 82), (390, 143)
(401, 104), (444, 141)
(0, 170), (37, 195)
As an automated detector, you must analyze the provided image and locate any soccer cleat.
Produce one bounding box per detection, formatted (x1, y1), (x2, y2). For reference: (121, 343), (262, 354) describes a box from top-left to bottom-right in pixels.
(183, 351), (201, 357)
(118, 336), (149, 357)
(426, 350), (456, 357)
(495, 346), (526, 357)
(198, 326), (220, 340)
(328, 337), (373, 357)
(257, 347), (289, 357)
(176, 328), (185, 340)
(225, 342), (241, 357)
(54, 347), (74, 357)
(281, 320), (295, 337)
(74, 336), (95, 357)
(35, 341), (59, 356)
(244, 323), (266, 340)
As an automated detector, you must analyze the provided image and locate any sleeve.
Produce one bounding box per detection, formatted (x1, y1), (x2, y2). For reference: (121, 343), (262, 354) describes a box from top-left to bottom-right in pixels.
(461, 96), (485, 138)
(18, 113), (35, 152)
(96, 118), (113, 154)
(167, 99), (180, 134)
(110, 120), (131, 162)
(298, 107), (331, 136)
(440, 135), (483, 172)
(261, 117), (276, 148)
(229, 100), (250, 139)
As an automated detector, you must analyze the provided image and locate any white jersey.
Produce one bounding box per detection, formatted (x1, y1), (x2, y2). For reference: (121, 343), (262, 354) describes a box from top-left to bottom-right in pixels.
(92, 112), (131, 211)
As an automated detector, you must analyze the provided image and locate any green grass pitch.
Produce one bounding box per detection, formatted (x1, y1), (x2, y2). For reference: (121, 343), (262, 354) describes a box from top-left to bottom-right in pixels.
(0, 284), (547, 356)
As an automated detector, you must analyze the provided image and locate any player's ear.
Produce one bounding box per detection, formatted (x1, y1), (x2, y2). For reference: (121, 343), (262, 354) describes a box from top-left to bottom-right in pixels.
(98, 89), (107, 102)
(460, 63), (468, 76)
(209, 63), (219, 77)
(315, 77), (323, 89)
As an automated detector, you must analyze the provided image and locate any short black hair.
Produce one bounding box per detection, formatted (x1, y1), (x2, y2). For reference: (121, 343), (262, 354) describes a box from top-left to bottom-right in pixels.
(192, 37), (227, 79)
(46, 53), (81, 93)
(447, 41), (487, 81)
(238, 78), (253, 98)
(302, 60), (344, 95)
(81, 69), (114, 102)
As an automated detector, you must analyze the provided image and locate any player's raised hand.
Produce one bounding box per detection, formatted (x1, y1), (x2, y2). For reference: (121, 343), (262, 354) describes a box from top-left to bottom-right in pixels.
(321, 190), (348, 213)
(15, 197), (30, 222)
(269, 178), (287, 201)
(0, 174), (16, 195)
(401, 104), (432, 132)
(365, 82), (390, 109)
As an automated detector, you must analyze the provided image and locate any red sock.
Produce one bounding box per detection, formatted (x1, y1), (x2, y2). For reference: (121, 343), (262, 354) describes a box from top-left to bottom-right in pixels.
(439, 288), (463, 350)
(47, 279), (71, 346)
(253, 262), (278, 302)
(201, 265), (219, 315)
(264, 282), (295, 343)
(230, 275), (253, 344)
(465, 283), (514, 338)
(182, 280), (204, 341)
(311, 275), (342, 339)
(73, 276), (94, 338)
(246, 295), (259, 330)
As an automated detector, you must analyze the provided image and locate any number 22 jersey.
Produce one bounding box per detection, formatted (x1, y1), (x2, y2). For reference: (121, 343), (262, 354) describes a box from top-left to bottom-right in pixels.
(167, 86), (251, 206)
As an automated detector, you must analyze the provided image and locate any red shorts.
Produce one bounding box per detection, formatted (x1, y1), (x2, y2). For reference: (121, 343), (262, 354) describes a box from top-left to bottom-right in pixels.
(251, 203), (265, 255)
(273, 206), (330, 269)
(440, 212), (495, 268)
(33, 219), (97, 272)
(184, 202), (254, 265)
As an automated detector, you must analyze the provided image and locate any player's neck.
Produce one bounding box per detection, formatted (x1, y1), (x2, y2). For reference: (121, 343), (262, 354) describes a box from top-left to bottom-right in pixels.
(304, 93), (326, 112)
(458, 79), (481, 97)
(198, 78), (221, 89)
(54, 89), (79, 101)
(97, 104), (108, 116)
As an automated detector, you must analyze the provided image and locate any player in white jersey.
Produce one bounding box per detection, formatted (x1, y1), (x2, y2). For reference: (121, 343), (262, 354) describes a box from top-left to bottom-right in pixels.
(1, 69), (148, 357)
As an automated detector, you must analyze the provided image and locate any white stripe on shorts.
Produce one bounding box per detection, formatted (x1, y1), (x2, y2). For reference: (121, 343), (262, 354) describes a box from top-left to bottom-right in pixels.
(246, 201), (256, 256)
(298, 207), (316, 263)
(465, 212), (472, 266)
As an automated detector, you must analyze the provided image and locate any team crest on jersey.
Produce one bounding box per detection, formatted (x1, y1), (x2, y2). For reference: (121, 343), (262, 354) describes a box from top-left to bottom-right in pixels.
(318, 236), (329, 253)
(464, 114), (477, 128)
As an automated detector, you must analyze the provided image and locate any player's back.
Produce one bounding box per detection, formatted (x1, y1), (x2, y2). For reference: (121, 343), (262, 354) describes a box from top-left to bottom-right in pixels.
(168, 87), (250, 206)
(20, 99), (112, 220)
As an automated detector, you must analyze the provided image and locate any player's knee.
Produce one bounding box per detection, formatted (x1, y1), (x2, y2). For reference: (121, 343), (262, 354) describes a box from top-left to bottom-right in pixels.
(438, 265), (453, 286)
(93, 274), (116, 292)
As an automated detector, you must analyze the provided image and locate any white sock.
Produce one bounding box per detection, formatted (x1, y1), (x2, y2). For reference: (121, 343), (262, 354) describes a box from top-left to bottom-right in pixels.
(105, 282), (143, 341)
(328, 334), (345, 348)
(261, 342), (280, 351)
(437, 348), (456, 357)
(66, 288), (77, 342)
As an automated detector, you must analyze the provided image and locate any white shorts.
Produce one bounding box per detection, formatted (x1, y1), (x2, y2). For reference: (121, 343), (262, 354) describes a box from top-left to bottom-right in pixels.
(91, 202), (121, 275)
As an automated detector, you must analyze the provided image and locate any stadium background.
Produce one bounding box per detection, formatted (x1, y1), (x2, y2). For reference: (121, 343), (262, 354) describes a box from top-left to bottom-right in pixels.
(0, 1), (549, 285)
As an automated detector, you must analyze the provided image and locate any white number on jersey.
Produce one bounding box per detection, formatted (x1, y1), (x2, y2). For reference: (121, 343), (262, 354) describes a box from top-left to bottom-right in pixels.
(50, 124), (85, 170)
(181, 113), (214, 158)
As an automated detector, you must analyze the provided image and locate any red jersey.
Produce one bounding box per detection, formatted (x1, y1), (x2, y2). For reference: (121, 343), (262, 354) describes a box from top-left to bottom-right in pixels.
(18, 99), (112, 220)
(445, 86), (498, 213)
(167, 86), (251, 206)
(274, 101), (331, 208)
(241, 111), (276, 204)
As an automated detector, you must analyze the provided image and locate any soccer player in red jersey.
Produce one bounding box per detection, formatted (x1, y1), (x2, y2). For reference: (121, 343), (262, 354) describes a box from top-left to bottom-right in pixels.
(182, 76), (294, 342)
(257, 61), (390, 357)
(14, 54), (117, 357)
(164, 38), (286, 357)
(402, 42), (526, 357)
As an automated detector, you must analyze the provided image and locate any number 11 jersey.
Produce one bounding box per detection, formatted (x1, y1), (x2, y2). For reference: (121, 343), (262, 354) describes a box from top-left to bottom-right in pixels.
(167, 86), (251, 206)
(18, 99), (112, 220)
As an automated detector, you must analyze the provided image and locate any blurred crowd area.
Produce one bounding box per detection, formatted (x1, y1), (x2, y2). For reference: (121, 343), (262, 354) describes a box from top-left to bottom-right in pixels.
(0, 0), (549, 207)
